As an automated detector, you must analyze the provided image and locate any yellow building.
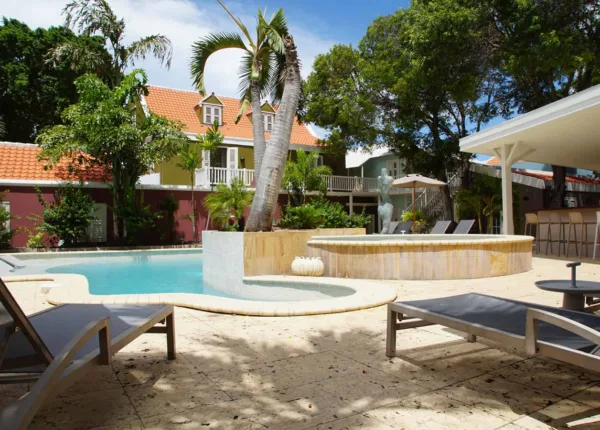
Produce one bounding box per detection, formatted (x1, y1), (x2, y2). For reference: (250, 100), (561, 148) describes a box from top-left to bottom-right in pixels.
(141, 86), (324, 187)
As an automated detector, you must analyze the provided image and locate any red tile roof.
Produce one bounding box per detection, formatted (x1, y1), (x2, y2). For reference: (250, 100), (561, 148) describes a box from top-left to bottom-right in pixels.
(144, 86), (319, 146)
(0, 143), (109, 182)
(515, 170), (600, 185)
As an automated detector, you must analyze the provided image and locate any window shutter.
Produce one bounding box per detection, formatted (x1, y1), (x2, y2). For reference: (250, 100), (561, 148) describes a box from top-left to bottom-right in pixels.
(228, 147), (238, 170)
(202, 149), (211, 168)
(205, 106), (212, 124)
(213, 107), (221, 125)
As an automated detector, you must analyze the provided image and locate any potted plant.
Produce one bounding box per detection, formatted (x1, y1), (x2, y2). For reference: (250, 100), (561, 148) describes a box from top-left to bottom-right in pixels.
(401, 210), (428, 233)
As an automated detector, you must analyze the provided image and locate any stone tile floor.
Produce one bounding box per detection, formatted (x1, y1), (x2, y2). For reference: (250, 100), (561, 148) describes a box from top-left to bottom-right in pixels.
(2, 256), (600, 429)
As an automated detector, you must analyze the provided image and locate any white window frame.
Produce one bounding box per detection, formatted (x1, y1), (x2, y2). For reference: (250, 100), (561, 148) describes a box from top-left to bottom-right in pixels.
(203, 104), (222, 125)
(387, 159), (400, 178)
(263, 113), (275, 132)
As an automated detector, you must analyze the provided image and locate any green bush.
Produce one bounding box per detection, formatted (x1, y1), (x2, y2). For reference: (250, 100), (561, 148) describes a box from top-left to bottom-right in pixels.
(277, 197), (371, 230)
(35, 185), (96, 246)
(401, 209), (428, 229)
(204, 178), (253, 231)
(114, 188), (159, 245)
(157, 194), (180, 244)
(0, 190), (18, 249)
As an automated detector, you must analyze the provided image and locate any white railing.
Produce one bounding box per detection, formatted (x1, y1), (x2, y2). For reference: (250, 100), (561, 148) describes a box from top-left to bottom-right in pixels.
(196, 167), (255, 187)
(404, 172), (462, 214)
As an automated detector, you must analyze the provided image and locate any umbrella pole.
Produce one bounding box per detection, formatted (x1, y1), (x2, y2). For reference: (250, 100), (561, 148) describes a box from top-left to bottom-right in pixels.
(412, 186), (416, 221)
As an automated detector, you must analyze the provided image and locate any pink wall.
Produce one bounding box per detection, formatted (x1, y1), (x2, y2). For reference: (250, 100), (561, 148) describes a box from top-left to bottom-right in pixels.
(2, 185), (287, 248)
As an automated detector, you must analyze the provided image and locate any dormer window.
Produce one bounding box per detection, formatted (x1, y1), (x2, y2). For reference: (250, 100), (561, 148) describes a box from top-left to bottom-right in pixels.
(204, 105), (222, 125)
(263, 113), (274, 132)
(199, 93), (224, 125)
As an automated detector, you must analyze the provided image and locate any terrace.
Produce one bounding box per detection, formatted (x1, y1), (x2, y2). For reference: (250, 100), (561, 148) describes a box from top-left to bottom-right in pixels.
(2, 257), (599, 429)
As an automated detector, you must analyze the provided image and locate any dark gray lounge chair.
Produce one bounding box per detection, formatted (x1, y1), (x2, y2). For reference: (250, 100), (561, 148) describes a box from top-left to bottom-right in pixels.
(453, 219), (475, 234)
(393, 221), (414, 234)
(387, 221), (399, 235)
(386, 293), (600, 372)
(0, 278), (176, 430)
(430, 221), (452, 234)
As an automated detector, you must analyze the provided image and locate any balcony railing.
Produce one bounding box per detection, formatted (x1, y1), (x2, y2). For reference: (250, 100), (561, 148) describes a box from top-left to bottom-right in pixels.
(195, 167), (411, 193)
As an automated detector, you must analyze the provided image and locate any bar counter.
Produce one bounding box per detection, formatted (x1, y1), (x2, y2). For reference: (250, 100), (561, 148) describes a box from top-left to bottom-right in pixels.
(527, 207), (600, 258)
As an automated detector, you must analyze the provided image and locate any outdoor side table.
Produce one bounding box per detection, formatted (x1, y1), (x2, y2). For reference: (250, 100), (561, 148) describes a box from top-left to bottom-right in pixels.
(535, 280), (600, 311)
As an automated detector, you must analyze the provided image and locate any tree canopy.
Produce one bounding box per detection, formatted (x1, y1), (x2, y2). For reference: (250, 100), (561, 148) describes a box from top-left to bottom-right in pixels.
(36, 69), (188, 240)
(0, 18), (110, 142)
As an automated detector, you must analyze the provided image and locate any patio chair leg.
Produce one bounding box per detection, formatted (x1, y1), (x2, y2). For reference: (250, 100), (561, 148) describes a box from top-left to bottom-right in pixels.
(166, 312), (176, 360)
(466, 334), (476, 343)
(386, 307), (397, 358)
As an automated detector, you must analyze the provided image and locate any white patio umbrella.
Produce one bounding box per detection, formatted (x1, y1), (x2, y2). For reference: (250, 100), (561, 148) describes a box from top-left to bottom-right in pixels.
(392, 174), (447, 220)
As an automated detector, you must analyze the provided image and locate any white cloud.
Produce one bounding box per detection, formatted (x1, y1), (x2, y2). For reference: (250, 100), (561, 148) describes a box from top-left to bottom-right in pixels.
(2, 0), (336, 99)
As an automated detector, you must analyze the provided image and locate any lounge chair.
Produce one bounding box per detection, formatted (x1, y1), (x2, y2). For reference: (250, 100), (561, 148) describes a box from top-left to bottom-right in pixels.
(393, 221), (414, 235)
(386, 221), (400, 235)
(386, 293), (600, 372)
(453, 219), (475, 234)
(0, 277), (175, 429)
(430, 220), (452, 234)
(0, 255), (26, 269)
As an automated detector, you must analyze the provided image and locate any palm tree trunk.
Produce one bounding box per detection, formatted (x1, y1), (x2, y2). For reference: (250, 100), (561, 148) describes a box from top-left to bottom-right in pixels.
(246, 36), (301, 231)
(250, 80), (266, 183)
(191, 172), (197, 242)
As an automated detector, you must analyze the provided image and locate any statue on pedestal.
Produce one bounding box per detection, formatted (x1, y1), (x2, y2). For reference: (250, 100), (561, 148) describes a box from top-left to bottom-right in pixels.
(377, 168), (394, 234)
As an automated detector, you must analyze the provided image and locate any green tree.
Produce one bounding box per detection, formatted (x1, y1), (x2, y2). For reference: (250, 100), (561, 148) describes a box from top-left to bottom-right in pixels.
(35, 185), (96, 246)
(176, 121), (224, 242)
(483, 0), (600, 207)
(204, 178), (254, 231)
(190, 0), (288, 181)
(304, 1), (504, 220)
(37, 70), (187, 241)
(0, 18), (110, 142)
(51, 0), (173, 88)
(282, 149), (332, 205)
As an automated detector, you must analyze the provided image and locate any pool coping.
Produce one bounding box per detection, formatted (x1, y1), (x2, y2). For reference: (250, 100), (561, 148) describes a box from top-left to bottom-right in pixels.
(308, 234), (534, 247)
(3, 274), (397, 317)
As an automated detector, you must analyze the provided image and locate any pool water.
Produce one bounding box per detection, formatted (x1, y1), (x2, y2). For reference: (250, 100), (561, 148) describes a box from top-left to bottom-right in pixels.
(44, 253), (238, 297)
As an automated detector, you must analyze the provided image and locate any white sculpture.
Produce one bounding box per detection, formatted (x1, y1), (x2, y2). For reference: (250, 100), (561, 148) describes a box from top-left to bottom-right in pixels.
(291, 257), (324, 276)
(377, 167), (394, 234)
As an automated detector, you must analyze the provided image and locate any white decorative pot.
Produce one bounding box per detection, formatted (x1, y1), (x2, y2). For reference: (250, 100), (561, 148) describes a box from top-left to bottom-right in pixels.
(291, 257), (324, 276)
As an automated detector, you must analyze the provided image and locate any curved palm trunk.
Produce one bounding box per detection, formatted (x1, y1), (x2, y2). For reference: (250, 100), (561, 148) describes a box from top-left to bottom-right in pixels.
(190, 172), (197, 242)
(250, 80), (266, 183)
(246, 36), (301, 231)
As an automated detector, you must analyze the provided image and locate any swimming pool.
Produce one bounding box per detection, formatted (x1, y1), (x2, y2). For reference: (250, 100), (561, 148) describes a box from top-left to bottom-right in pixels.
(16, 250), (354, 302)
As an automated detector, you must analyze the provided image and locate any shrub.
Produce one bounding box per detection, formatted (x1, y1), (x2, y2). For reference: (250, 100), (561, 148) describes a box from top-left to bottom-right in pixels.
(277, 197), (370, 230)
(401, 209), (428, 229)
(157, 194), (180, 244)
(35, 185), (96, 246)
(0, 190), (19, 249)
(114, 188), (159, 245)
(204, 178), (253, 231)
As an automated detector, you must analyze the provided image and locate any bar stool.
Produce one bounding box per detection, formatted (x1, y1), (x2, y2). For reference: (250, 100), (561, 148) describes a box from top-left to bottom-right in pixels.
(545, 212), (567, 256)
(524, 213), (539, 253)
(593, 211), (600, 260)
(566, 211), (589, 258)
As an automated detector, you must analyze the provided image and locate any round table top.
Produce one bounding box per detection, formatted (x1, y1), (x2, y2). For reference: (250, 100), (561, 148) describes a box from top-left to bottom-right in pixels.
(535, 280), (600, 294)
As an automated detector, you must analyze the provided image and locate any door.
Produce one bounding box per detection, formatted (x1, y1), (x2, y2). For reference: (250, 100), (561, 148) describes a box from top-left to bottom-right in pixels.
(87, 203), (107, 243)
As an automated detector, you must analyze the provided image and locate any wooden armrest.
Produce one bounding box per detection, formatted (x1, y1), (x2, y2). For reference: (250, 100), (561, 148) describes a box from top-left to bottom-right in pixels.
(7, 317), (111, 430)
(525, 309), (600, 356)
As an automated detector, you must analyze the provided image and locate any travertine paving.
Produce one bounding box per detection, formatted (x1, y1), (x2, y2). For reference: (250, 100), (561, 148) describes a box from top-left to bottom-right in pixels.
(2, 257), (600, 429)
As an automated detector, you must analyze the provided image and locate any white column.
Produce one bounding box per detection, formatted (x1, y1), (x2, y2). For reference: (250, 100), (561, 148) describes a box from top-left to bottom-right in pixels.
(349, 194), (354, 215)
(377, 195), (382, 232)
(500, 144), (514, 235)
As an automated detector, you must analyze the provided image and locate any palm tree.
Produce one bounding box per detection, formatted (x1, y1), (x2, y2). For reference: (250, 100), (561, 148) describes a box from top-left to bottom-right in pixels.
(204, 178), (254, 231)
(50, 0), (173, 87)
(245, 35), (302, 231)
(176, 122), (224, 242)
(190, 0), (288, 182)
(282, 149), (332, 205)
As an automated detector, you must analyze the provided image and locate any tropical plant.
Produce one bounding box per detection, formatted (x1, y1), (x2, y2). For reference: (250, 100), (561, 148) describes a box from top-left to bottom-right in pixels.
(277, 197), (370, 230)
(0, 191), (18, 250)
(176, 122), (224, 242)
(282, 149), (332, 206)
(25, 228), (46, 249)
(113, 188), (158, 245)
(50, 0), (173, 88)
(204, 178), (254, 231)
(157, 194), (179, 244)
(190, 1), (288, 180)
(0, 18), (110, 142)
(401, 210), (428, 230)
(37, 70), (187, 240)
(35, 185), (96, 246)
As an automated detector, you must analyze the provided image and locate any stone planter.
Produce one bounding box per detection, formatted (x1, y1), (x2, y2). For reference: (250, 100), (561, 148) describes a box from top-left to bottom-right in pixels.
(291, 257), (324, 276)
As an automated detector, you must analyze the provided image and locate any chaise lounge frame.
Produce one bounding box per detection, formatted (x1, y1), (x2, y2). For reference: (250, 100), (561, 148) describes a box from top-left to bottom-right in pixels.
(0, 278), (176, 429)
(386, 294), (600, 373)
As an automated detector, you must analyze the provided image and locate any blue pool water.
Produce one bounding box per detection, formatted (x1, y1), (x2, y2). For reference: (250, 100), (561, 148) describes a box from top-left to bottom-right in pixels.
(45, 253), (236, 297)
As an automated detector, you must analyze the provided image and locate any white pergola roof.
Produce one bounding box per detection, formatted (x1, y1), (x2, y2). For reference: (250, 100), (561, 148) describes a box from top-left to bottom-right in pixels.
(460, 84), (600, 171)
(345, 147), (390, 169)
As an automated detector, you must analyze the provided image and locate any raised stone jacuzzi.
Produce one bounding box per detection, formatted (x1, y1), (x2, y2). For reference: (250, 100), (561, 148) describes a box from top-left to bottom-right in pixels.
(307, 234), (533, 280)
